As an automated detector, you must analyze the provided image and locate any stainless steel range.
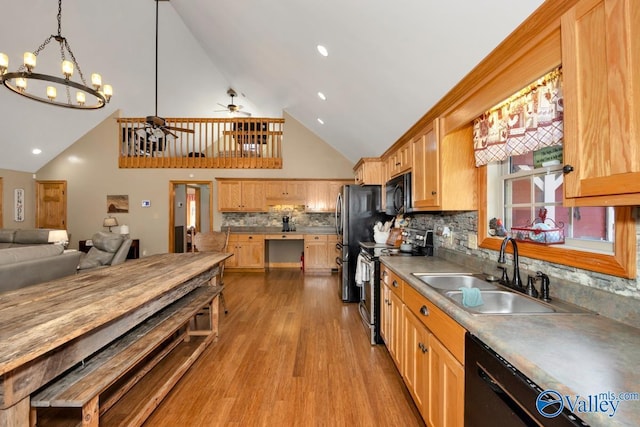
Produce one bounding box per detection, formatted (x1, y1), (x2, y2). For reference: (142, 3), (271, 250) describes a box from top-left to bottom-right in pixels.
(357, 228), (433, 344)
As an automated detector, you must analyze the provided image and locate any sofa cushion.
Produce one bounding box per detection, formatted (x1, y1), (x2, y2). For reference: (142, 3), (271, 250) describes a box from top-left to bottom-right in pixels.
(0, 229), (16, 244)
(92, 232), (125, 253)
(0, 244), (64, 266)
(14, 229), (52, 245)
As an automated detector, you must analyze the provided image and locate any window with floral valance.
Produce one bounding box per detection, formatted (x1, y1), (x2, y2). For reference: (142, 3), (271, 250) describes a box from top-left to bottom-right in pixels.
(472, 67), (563, 167)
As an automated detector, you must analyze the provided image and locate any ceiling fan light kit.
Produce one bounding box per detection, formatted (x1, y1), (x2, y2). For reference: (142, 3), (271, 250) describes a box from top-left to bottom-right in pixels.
(0, 0), (112, 110)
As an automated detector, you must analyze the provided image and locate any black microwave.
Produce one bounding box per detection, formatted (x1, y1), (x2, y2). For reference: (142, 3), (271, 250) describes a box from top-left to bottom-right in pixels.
(385, 172), (412, 215)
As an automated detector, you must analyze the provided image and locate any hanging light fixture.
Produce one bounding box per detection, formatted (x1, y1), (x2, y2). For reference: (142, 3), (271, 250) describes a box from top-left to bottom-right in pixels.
(0, 0), (112, 109)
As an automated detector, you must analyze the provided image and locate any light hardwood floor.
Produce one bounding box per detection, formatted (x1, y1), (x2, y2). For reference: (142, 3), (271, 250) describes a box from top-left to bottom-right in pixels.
(144, 270), (424, 426)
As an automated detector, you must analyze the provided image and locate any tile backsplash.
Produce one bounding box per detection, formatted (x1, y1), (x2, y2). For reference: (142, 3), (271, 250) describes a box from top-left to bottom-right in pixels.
(408, 209), (640, 328)
(221, 206), (334, 228)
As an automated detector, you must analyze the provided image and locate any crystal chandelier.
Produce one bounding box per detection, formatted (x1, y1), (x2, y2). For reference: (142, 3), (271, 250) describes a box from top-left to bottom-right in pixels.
(0, 0), (112, 109)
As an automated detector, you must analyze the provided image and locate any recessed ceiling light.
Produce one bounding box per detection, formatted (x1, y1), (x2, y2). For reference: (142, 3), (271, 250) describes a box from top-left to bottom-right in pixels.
(32, 148), (42, 155)
(317, 92), (326, 101)
(317, 45), (328, 57)
(317, 118), (325, 125)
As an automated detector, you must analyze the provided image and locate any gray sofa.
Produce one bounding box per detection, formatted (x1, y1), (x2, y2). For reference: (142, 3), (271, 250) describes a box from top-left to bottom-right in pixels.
(0, 244), (82, 292)
(0, 228), (55, 248)
(77, 232), (132, 270)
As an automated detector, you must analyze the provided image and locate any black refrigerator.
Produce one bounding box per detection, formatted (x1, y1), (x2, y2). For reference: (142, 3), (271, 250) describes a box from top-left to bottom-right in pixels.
(335, 184), (384, 302)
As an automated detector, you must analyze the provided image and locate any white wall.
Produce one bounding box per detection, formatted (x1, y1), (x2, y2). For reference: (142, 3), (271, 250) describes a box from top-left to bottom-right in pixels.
(35, 111), (354, 256)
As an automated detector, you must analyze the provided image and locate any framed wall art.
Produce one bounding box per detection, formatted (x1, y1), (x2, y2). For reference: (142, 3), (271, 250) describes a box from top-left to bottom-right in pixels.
(107, 194), (129, 213)
(14, 188), (24, 222)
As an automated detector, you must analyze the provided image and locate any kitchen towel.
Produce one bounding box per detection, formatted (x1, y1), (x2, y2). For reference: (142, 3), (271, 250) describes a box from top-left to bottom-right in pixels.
(355, 253), (369, 286)
(460, 287), (484, 307)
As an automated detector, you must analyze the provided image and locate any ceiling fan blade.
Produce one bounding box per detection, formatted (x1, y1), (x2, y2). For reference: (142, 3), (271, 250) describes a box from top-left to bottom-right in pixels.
(237, 110), (252, 117)
(166, 126), (195, 134)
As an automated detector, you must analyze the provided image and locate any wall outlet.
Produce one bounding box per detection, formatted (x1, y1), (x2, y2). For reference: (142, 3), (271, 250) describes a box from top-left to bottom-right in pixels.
(468, 233), (478, 250)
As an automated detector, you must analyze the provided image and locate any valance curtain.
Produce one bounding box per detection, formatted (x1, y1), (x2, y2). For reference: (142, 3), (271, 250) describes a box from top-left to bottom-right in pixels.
(472, 67), (564, 167)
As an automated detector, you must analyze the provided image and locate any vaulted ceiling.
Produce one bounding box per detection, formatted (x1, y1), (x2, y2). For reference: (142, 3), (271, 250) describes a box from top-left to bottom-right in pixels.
(0, 0), (544, 172)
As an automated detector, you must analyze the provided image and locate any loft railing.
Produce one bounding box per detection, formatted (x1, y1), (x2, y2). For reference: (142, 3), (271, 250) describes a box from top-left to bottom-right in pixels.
(117, 117), (284, 169)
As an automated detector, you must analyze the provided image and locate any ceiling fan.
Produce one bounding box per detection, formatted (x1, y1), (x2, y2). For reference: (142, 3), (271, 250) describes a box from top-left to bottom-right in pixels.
(139, 0), (194, 140)
(215, 88), (252, 117)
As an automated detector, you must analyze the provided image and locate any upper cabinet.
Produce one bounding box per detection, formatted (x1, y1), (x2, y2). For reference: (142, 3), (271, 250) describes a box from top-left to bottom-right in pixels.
(354, 158), (385, 185)
(387, 141), (413, 178)
(306, 180), (350, 212)
(561, 0), (640, 205)
(412, 120), (477, 211)
(218, 180), (266, 212)
(265, 181), (306, 205)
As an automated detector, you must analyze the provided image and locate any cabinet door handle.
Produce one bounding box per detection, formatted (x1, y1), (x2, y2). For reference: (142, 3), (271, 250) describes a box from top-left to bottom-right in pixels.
(563, 164), (574, 174)
(418, 342), (428, 353)
(382, 270), (388, 278)
(420, 305), (429, 316)
(392, 280), (399, 288)
(431, 191), (437, 195)
(314, 236), (319, 240)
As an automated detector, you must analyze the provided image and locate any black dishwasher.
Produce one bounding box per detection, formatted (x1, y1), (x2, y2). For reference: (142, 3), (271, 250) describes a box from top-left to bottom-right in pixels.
(465, 333), (589, 427)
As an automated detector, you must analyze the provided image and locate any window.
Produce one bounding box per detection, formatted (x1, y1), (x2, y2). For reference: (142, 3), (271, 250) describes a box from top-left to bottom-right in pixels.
(494, 149), (614, 254)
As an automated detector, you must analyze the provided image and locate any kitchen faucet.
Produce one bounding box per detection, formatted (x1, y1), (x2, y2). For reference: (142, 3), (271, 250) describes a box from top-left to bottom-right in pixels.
(497, 237), (523, 291)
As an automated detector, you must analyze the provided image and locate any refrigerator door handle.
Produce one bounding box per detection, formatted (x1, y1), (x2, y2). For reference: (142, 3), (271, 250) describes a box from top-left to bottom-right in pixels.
(335, 192), (343, 235)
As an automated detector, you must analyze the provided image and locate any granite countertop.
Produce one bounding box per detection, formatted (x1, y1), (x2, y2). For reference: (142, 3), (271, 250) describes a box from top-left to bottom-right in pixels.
(227, 226), (337, 235)
(381, 256), (640, 427)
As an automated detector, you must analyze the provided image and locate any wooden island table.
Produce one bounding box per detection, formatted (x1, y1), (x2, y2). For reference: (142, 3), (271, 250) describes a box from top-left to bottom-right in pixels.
(0, 252), (230, 427)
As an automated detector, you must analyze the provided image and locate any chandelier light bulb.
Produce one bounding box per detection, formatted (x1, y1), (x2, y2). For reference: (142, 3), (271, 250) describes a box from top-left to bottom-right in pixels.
(46, 86), (57, 101)
(76, 91), (85, 105)
(23, 52), (36, 72)
(61, 60), (73, 78)
(103, 84), (113, 101)
(0, 53), (8, 74)
(16, 77), (27, 91)
(91, 73), (102, 89)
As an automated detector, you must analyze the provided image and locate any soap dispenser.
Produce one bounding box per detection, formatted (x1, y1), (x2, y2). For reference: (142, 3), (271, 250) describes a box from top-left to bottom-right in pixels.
(524, 275), (539, 298)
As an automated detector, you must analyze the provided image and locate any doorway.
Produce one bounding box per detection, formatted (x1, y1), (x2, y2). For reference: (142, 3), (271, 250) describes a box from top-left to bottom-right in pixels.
(168, 181), (213, 253)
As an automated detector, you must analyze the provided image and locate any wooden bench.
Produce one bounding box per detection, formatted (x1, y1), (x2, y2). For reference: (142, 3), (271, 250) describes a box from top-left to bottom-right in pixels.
(30, 284), (223, 427)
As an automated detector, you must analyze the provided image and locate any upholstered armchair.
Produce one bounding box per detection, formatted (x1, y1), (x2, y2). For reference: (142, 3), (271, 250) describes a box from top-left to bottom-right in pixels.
(77, 231), (133, 271)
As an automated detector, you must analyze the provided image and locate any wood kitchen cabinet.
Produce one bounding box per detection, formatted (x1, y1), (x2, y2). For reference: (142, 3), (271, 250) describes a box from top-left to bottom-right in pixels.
(380, 264), (404, 369)
(403, 306), (429, 415)
(387, 141), (412, 178)
(380, 263), (465, 426)
(226, 234), (265, 270)
(305, 180), (350, 212)
(561, 0), (640, 205)
(265, 181), (306, 204)
(412, 121), (476, 211)
(427, 333), (465, 427)
(217, 180), (266, 212)
(304, 234), (330, 272)
(354, 157), (385, 185)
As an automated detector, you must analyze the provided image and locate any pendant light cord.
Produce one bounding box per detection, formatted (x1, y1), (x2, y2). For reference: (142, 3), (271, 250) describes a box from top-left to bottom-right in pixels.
(155, 0), (159, 117)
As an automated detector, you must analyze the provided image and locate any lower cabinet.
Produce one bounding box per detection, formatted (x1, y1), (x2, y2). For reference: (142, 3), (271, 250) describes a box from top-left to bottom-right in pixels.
(304, 234), (341, 273)
(380, 263), (465, 427)
(226, 234), (265, 270)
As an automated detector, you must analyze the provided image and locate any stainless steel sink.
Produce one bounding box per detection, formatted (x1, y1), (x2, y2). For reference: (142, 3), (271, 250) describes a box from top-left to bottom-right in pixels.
(411, 273), (593, 315)
(444, 290), (556, 314)
(412, 274), (500, 291)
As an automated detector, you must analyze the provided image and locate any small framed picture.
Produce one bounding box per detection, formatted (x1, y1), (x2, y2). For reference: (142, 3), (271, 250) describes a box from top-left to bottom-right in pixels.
(107, 195), (129, 213)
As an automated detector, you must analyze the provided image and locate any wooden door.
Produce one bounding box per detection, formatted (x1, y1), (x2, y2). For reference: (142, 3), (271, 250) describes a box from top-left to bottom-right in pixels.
(36, 181), (67, 229)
